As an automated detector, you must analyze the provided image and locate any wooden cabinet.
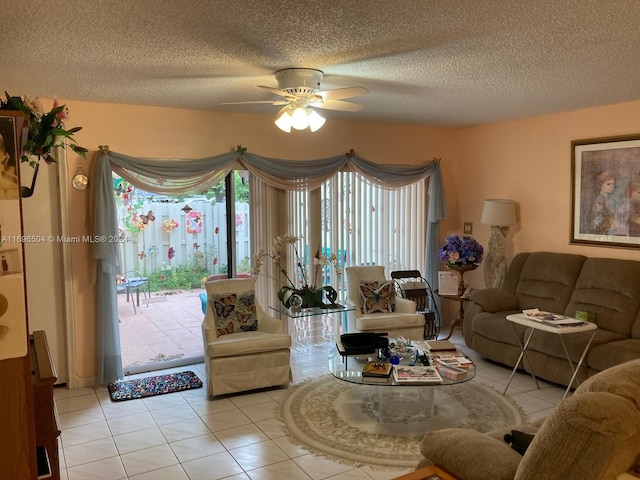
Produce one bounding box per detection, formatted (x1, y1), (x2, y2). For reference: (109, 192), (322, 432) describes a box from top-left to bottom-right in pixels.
(0, 355), (36, 480)
(30, 331), (60, 480)
(0, 331), (59, 480)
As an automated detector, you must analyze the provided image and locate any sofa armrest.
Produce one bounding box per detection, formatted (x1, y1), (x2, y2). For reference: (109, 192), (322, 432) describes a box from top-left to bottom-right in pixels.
(420, 428), (522, 480)
(469, 288), (519, 313)
(257, 311), (285, 334)
(395, 297), (417, 313)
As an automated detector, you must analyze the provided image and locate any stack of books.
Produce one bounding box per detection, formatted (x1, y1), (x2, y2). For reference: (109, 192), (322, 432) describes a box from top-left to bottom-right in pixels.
(361, 361), (392, 383)
(438, 364), (468, 380)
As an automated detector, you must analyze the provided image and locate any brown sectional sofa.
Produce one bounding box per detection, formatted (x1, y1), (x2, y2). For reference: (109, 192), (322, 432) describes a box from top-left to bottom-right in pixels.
(463, 252), (640, 386)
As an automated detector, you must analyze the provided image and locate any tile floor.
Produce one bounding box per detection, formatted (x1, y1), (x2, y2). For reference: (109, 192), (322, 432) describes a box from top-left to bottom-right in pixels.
(54, 331), (567, 480)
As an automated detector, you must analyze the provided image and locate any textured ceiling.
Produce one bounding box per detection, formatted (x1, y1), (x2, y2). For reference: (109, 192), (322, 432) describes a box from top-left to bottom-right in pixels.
(3, 0), (640, 127)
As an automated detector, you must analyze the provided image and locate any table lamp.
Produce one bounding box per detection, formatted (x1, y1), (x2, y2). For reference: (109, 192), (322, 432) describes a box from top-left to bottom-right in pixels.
(480, 199), (517, 288)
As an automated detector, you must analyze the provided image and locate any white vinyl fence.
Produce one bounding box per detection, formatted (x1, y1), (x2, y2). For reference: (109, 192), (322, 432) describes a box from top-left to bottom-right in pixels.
(117, 200), (250, 279)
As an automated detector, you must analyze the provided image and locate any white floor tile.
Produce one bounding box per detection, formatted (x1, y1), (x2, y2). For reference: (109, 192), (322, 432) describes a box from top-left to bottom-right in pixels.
(64, 437), (120, 468)
(113, 426), (168, 454)
(181, 451), (244, 480)
(120, 444), (179, 477)
(245, 459), (312, 480)
(65, 455), (127, 480)
(128, 464), (190, 479)
(58, 339), (567, 480)
(169, 433), (226, 462)
(229, 439), (290, 470)
(293, 453), (358, 480)
(157, 417), (212, 442)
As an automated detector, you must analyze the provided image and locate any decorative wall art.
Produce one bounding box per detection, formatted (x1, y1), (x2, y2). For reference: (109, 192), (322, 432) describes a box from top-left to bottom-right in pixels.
(571, 134), (640, 248)
(186, 211), (203, 234)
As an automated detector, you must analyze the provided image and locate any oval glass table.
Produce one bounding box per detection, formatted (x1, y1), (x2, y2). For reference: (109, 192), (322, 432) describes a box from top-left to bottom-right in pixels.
(328, 345), (476, 434)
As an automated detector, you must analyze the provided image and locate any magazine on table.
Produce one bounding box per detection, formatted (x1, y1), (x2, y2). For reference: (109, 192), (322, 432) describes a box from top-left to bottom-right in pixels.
(393, 365), (443, 384)
(522, 308), (584, 325)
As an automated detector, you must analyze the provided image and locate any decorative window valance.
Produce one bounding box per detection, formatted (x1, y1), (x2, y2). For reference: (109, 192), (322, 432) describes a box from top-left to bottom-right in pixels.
(92, 146), (447, 384)
(102, 147), (441, 194)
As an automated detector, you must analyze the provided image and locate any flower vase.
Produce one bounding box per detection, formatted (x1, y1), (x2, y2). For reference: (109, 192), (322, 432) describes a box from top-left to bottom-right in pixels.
(445, 264), (478, 296)
(278, 285), (339, 309)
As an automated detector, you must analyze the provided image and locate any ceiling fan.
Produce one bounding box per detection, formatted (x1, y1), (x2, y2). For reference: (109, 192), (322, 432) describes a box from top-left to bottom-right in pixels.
(222, 68), (369, 132)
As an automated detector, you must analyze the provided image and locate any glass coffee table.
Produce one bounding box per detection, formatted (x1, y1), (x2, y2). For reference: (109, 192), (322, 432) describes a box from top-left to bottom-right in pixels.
(328, 345), (476, 433)
(270, 304), (355, 348)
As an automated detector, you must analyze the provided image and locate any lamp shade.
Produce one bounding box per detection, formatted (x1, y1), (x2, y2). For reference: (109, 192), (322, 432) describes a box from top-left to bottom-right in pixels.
(480, 199), (516, 226)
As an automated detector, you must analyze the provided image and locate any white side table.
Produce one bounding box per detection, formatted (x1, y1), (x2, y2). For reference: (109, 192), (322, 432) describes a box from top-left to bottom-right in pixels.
(504, 313), (597, 399)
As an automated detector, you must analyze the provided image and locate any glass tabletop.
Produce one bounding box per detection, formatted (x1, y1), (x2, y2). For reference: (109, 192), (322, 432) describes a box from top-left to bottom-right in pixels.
(270, 304), (355, 318)
(328, 344), (476, 387)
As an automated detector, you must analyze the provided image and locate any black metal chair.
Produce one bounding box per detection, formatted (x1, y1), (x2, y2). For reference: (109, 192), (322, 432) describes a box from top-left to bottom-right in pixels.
(390, 270), (440, 339)
(116, 270), (150, 314)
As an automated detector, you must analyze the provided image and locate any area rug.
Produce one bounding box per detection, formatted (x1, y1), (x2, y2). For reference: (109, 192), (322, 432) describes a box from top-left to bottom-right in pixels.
(277, 375), (528, 468)
(108, 371), (203, 401)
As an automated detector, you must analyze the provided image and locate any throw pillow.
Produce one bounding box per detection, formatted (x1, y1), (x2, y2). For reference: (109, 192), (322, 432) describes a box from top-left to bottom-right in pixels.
(359, 281), (395, 314)
(209, 290), (258, 336)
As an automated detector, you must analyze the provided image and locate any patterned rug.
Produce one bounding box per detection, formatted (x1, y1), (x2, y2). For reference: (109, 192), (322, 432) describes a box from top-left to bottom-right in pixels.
(108, 371), (203, 401)
(277, 375), (527, 468)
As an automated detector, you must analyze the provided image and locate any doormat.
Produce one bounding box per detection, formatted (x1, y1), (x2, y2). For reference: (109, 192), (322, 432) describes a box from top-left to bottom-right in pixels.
(108, 371), (203, 401)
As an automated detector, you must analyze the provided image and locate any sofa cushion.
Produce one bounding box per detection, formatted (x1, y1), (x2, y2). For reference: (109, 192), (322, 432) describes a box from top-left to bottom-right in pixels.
(209, 290), (258, 336)
(527, 328), (625, 363)
(355, 312), (425, 331)
(205, 330), (291, 357)
(565, 258), (640, 337)
(514, 252), (587, 313)
(420, 428), (522, 480)
(471, 311), (523, 347)
(587, 339), (640, 372)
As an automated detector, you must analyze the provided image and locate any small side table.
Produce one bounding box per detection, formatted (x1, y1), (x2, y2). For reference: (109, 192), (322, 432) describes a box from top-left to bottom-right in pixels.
(435, 290), (469, 340)
(504, 313), (597, 399)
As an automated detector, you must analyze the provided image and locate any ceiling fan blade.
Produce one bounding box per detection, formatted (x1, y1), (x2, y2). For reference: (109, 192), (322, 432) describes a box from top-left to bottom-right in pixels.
(257, 85), (299, 100)
(318, 87), (369, 101)
(221, 100), (289, 105)
(314, 99), (364, 112)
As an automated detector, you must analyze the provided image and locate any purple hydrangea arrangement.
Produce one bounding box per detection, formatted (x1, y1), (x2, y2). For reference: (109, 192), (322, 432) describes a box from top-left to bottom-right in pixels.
(439, 234), (484, 266)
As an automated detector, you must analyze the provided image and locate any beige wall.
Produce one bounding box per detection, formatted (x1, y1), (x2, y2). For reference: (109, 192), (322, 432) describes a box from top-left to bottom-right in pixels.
(32, 97), (640, 384)
(63, 100), (456, 383)
(447, 100), (640, 289)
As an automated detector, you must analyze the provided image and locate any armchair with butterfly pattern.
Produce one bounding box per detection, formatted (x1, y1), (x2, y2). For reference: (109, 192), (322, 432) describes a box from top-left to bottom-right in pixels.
(201, 278), (292, 396)
(345, 266), (426, 340)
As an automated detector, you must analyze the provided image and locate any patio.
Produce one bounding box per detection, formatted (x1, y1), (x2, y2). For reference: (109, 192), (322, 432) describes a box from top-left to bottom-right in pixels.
(117, 287), (205, 373)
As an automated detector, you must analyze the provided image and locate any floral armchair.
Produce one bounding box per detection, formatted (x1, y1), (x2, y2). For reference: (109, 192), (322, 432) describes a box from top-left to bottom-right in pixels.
(345, 266), (426, 340)
(201, 278), (292, 396)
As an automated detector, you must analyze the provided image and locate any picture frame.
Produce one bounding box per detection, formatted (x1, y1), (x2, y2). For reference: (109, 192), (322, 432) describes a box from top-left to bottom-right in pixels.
(571, 133), (640, 248)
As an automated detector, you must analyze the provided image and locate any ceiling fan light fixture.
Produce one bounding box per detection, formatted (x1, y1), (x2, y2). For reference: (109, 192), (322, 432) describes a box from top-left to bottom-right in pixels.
(290, 107), (310, 130)
(275, 109), (292, 132)
(308, 109), (326, 132)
